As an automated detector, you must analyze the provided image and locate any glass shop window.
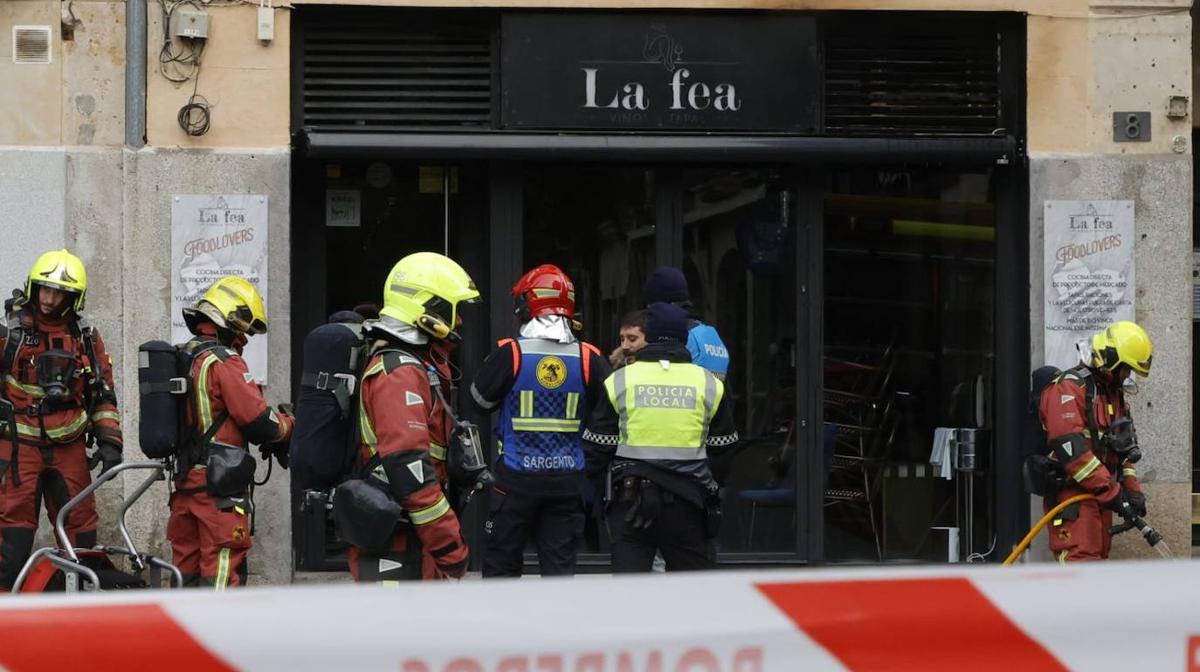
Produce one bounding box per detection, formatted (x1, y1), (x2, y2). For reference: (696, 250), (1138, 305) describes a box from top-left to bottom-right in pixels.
(823, 168), (996, 563)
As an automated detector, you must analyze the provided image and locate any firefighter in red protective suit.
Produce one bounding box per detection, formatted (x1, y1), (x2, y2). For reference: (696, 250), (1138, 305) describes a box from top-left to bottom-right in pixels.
(0, 250), (122, 592)
(1038, 321), (1152, 563)
(168, 276), (293, 588)
(347, 252), (476, 582)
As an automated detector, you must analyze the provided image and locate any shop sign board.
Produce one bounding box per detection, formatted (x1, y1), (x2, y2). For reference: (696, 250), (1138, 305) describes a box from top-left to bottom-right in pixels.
(1043, 200), (1135, 369)
(171, 194), (270, 383)
(500, 13), (817, 132)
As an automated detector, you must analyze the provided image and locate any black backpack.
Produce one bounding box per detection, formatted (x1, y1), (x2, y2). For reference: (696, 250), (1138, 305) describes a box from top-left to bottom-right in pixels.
(289, 322), (367, 491)
(137, 339), (227, 460)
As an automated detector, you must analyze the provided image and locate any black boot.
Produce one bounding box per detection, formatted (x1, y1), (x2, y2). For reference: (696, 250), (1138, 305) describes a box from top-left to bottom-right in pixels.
(0, 527), (36, 590)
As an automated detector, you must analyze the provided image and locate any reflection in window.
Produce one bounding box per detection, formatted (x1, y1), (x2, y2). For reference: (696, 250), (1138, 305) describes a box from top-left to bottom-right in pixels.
(824, 169), (996, 563)
(682, 167), (798, 554)
(524, 166), (655, 347)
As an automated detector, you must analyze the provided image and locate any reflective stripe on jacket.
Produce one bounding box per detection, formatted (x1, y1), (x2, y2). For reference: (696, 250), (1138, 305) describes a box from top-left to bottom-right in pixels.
(176, 332), (292, 491)
(1038, 367), (1141, 506)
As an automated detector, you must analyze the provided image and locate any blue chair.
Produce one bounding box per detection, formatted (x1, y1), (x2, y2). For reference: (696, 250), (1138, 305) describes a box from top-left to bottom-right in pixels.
(738, 423), (837, 549)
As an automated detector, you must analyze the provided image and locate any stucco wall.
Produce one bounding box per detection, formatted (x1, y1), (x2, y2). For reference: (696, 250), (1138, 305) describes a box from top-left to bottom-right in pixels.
(121, 148), (293, 584)
(144, 2), (290, 148)
(0, 0), (125, 146)
(1025, 9), (1192, 562)
(0, 1), (64, 144)
(1028, 155), (1193, 560)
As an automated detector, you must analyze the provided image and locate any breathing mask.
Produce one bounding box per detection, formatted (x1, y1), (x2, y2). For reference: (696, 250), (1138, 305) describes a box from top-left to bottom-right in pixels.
(1104, 417), (1141, 464)
(35, 350), (78, 401)
(450, 421), (489, 477)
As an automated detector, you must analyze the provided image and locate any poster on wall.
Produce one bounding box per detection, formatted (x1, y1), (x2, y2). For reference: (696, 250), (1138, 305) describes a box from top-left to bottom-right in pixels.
(325, 190), (361, 227)
(171, 195), (269, 384)
(1043, 200), (1134, 369)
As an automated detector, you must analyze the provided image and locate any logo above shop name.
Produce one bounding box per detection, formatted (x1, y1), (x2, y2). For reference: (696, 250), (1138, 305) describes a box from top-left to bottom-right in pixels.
(501, 13), (815, 131)
(581, 26), (741, 114)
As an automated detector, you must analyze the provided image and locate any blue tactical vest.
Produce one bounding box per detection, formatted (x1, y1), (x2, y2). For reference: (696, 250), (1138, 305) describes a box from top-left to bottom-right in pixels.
(687, 321), (730, 377)
(497, 338), (588, 473)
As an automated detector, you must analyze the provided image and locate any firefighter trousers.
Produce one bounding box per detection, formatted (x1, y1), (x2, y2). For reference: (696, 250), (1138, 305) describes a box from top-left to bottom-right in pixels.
(168, 489), (252, 588)
(483, 487), (583, 578)
(1046, 495), (1114, 562)
(0, 439), (98, 590)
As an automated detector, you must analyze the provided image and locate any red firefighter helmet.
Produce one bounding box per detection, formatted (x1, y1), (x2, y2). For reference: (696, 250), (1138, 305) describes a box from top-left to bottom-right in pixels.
(512, 264), (575, 321)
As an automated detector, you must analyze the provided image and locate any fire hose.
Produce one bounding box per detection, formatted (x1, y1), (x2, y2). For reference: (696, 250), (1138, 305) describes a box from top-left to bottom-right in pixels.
(1002, 493), (1170, 565)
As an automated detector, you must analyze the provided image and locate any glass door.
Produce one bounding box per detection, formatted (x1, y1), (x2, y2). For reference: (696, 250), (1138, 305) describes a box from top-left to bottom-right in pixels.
(516, 163), (808, 566)
(679, 167), (801, 558)
(520, 165), (656, 561)
(289, 158), (490, 571)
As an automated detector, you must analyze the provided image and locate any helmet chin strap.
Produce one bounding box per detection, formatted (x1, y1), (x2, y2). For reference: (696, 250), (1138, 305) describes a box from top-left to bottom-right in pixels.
(428, 341), (462, 382)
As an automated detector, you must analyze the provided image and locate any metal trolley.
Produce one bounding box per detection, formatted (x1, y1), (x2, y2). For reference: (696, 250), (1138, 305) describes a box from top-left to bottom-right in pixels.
(13, 460), (183, 593)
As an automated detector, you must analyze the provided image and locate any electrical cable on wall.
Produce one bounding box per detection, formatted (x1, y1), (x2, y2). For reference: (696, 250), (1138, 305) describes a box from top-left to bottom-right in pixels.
(158, 0), (211, 136)
(177, 66), (211, 136)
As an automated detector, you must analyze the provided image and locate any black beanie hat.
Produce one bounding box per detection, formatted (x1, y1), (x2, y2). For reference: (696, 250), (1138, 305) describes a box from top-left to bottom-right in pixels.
(642, 266), (690, 305)
(644, 302), (689, 344)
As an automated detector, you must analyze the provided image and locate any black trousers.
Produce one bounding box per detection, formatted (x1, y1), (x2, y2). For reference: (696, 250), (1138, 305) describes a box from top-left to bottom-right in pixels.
(609, 494), (713, 573)
(483, 487), (583, 578)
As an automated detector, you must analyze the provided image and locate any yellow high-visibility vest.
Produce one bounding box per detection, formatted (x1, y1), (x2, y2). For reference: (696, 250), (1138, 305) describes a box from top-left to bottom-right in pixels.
(605, 359), (722, 462)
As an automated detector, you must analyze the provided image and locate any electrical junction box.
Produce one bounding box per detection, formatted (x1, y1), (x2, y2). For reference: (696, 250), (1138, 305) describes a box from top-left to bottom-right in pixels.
(257, 7), (275, 42)
(171, 6), (209, 40)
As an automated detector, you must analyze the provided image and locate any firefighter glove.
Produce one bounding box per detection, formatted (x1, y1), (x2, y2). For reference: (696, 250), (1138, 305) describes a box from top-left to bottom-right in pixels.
(1124, 490), (1147, 517)
(95, 441), (123, 476)
(260, 442), (290, 470)
(1101, 489), (1133, 517)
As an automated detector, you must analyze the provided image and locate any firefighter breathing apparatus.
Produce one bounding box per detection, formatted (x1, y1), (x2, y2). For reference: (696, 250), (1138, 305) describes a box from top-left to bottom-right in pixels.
(1012, 395), (1168, 565)
(1009, 321), (1167, 564)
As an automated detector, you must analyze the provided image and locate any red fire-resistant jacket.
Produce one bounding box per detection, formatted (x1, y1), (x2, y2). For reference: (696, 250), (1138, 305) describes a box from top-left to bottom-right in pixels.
(1038, 367), (1142, 507)
(356, 344), (468, 578)
(0, 307), (121, 449)
(176, 323), (293, 492)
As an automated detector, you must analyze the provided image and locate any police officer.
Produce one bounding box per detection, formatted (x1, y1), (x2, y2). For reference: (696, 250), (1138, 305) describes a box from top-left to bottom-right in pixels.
(642, 267), (730, 380)
(1038, 321), (1152, 563)
(583, 302), (738, 572)
(470, 264), (610, 577)
(0, 250), (122, 592)
(347, 252), (475, 582)
(169, 276), (293, 588)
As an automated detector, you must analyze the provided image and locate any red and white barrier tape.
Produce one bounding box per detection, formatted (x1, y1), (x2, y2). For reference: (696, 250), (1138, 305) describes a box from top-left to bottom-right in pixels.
(0, 560), (1197, 671)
